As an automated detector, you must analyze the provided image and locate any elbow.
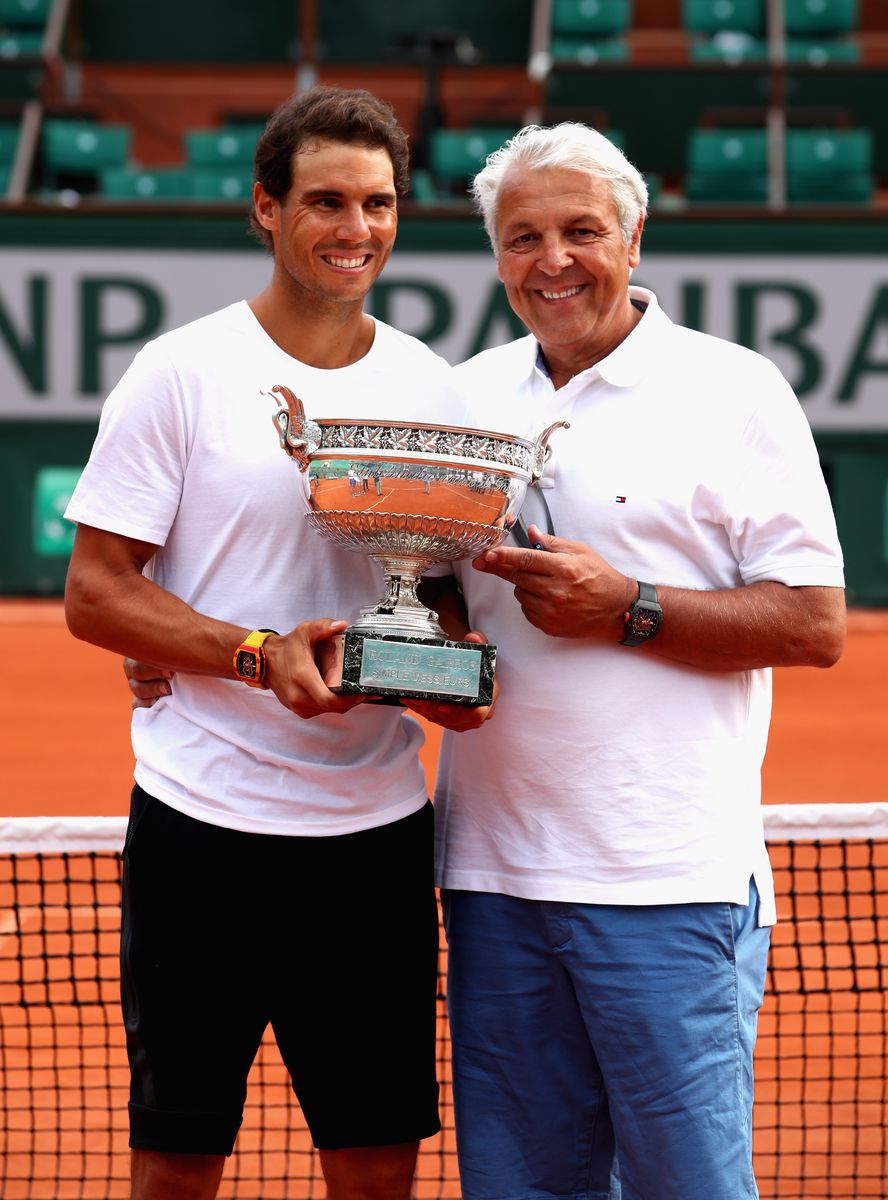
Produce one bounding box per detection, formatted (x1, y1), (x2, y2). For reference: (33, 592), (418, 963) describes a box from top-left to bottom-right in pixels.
(805, 641), (843, 670)
(64, 577), (88, 643)
(811, 628), (845, 669)
(64, 565), (101, 644)
(800, 602), (847, 669)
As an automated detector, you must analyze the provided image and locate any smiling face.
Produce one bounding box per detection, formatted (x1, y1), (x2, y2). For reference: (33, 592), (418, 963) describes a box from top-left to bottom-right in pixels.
(494, 165), (643, 383)
(253, 138), (398, 310)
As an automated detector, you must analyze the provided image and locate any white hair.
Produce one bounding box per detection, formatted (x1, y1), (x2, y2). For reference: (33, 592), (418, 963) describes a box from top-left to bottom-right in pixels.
(470, 122), (648, 252)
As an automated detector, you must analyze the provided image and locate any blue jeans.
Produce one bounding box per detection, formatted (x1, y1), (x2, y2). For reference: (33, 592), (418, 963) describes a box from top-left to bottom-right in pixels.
(443, 883), (770, 1200)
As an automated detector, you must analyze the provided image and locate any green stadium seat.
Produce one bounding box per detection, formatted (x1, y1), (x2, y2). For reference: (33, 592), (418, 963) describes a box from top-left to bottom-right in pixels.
(784, 37), (860, 63)
(785, 127), (873, 204)
(784, 0), (859, 65)
(187, 167), (255, 201)
(550, 0), (632, 63)
(0, 0), (47, 100)
(549, 36), (629, 62)
(689, 33), (766, 61)
(683, 0), (765, 63)
(643, 171), (662, 206)
(685, 127), (768, 203)
(42, 119), (131, 172)
(429, 127), (518, 190)
(552, 0), (632, 35)
(0, 119), (19, 161)
(0, 162), (10, 192)
(184, 126), (264, 168)
(0, 28), (41, 54)
(0, 0), (51, 22)
(682, 0), (764, 34)
(100, 166), (193, 200)
(408, 167), (440, 204)
(784, 0), (858, 35)
(786, 127), (871, 171)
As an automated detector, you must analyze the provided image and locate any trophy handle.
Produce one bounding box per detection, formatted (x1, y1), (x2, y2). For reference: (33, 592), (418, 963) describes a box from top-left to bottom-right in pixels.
(268, 384), (322, 471)
(531, 419), (570, 482)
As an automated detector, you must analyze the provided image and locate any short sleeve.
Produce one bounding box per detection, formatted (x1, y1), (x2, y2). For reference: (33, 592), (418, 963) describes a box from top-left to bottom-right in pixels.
(723, 362), (844, 588)
(65, 342), (188, 547)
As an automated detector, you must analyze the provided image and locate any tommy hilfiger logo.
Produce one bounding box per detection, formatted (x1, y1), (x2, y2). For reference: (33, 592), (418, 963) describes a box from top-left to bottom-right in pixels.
(616, 496), (627, 503)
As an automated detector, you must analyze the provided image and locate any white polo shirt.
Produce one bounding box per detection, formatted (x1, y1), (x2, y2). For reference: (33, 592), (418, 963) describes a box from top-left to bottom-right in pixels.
(434, 288), (845, 923)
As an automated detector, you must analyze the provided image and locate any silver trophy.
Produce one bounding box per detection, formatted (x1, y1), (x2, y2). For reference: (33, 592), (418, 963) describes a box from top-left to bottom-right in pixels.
(270, 385), (568, 705)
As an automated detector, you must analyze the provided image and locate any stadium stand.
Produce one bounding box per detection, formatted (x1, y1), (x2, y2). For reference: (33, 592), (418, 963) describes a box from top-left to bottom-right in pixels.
(425, 125), (520, 198)
(685, 126), (770, 203)
(785, 0), (862, 63)
(0, 2), (882, 216)
(0, 0), (49, 54)
(548, 0), (633, 64)
(683, 0), (767, 63)
(40, 116), (131, 194)
(785, 125), (874, 203)
(181, 124), (262, 201)
(0, 0), (51, 102)
(98, 165), (192, 201)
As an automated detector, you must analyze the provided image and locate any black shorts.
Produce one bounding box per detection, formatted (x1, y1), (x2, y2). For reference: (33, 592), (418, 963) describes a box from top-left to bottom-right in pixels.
(121, 785), (440, 1155)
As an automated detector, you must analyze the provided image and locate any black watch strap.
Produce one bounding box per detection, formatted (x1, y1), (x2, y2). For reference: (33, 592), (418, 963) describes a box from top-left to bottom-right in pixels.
(620, 581), (663, 647)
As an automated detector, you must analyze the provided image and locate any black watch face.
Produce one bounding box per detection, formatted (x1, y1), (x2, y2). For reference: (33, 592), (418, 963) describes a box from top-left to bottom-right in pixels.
(629, 603), (662, 640)
(631, 612), (658, 638)
(235, 649), (260, 679)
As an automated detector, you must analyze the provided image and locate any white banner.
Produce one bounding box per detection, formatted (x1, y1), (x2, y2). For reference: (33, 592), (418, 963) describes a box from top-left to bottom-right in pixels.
(1, 248), (886, 428)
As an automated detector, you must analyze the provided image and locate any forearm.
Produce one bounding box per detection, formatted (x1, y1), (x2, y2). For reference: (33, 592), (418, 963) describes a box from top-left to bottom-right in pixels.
(474, 534), (846, 673)
(65, 526), (249, 679)
(631, 581), (846, 671)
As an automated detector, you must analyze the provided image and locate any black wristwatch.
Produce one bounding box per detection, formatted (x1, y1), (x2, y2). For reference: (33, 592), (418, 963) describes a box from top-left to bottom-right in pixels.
(620, 581), (662, 647)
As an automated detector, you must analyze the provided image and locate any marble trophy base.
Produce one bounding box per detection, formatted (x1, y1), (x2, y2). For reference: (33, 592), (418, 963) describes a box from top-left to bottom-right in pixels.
(331, 629), (496, 706)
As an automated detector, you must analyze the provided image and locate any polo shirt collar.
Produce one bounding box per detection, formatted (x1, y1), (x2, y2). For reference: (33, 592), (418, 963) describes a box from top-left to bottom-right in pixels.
(533, 286), (669, 389)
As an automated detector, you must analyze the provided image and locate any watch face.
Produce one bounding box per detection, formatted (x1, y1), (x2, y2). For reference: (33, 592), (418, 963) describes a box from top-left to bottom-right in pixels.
(235, 649), (260, 679)
(630, 610), (660, 638)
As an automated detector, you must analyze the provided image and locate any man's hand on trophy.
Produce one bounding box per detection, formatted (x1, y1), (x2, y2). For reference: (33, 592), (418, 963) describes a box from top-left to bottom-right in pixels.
(123, 658), (174, 710)
(265, 621), (372, 719)
(472, 526), (636, 641)
(403, 632), (498, 732)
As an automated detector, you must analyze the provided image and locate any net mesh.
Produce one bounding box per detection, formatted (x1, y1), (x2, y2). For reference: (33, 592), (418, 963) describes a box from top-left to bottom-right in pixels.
(1, 805), (886, 1200)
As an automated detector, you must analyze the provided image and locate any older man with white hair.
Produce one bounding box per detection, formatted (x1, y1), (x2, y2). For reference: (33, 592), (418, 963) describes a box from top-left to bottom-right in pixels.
(422, 123), (846, 1199)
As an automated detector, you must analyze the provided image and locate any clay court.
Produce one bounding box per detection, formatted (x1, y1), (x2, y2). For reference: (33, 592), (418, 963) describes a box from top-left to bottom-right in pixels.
(2, 600), (885, 817)
(1, 600), (886, 1198)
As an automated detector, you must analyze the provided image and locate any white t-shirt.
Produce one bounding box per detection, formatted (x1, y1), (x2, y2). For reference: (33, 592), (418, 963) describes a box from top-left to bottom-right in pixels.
(66, 301), (470, 836)
(434, 288), (845, 924)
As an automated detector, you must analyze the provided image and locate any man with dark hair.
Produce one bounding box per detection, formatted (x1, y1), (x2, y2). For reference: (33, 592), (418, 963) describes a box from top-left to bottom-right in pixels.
(64, 86), (472, 1200)
(249, 86), (411, 251)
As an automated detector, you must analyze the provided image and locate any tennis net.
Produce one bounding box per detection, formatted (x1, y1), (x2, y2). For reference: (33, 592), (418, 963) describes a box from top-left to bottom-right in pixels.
(1, 803), (886, 1199)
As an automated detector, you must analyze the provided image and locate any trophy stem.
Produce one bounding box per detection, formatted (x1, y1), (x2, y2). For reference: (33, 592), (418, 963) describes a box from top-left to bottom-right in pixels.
(353, 555), (446, 639)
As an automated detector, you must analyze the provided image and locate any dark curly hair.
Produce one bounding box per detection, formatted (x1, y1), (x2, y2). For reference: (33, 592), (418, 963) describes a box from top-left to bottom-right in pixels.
(249, 86), (410, 251)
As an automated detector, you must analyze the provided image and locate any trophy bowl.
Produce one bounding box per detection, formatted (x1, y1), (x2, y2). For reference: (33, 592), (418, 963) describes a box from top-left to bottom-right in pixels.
(270, 385), (568, 705)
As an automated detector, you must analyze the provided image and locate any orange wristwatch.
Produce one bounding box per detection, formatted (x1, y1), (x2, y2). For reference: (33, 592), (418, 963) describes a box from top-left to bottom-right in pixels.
(233, 629), (278, 688)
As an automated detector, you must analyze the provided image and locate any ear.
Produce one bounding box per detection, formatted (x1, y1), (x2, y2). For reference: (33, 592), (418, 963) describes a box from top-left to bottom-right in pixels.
(252, 181), (278, 235)
(628, 214), (644, 268)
